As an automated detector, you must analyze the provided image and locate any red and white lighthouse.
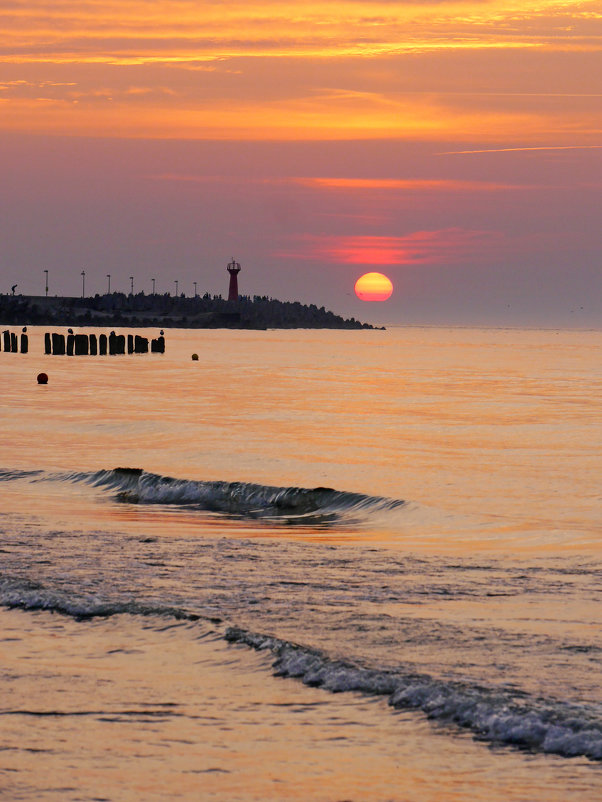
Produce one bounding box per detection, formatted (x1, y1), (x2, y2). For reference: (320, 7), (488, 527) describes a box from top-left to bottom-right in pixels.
(227, 258), (241, 301)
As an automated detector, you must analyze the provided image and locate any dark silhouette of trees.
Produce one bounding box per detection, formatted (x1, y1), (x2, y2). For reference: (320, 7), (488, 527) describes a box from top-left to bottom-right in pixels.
(0, 291), (377, 329)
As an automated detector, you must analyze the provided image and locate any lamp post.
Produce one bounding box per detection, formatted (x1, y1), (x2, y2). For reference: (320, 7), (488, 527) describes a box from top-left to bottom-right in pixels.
(174, 280), (178, 296)
(81, 270), (86, 298)
(152, 278), (156, 294)
(44, 269), (48, 297)
(129, 276), (134, 295)
(106, 273), (111, 294)
(193, 281), (197, 297)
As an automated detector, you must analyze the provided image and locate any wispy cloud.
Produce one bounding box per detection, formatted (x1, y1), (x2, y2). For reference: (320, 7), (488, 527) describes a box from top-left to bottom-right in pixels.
(148, 174), (528, 191)
(440, 145), (602, 155)
(292, 177), (528, 191)
(0, 1), (600, 142)
(281, 229), (502, 266)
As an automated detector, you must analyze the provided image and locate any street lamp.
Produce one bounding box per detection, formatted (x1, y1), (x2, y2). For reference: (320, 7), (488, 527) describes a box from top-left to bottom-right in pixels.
(81, 270), (86, 298)
(129, 276), (134, 295)
(44, 269), (48, 297)
(106, 273), (111, 294)
(152, 278), (156, 294)
(193, 281), (197, 297)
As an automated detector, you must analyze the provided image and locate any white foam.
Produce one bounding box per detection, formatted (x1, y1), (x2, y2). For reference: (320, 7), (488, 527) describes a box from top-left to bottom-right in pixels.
(226, 626), (602, 761)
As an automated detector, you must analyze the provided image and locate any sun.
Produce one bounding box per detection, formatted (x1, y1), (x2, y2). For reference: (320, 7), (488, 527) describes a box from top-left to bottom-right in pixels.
(354, 272), (393, 301)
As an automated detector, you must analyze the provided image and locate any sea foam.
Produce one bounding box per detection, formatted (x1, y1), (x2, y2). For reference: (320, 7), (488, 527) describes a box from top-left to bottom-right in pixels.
(226, 626), (602, 761)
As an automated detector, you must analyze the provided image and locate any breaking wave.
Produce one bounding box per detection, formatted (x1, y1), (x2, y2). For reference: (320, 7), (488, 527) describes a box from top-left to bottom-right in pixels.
(4, 466), (405, 524)
(225, 626), (602, 762)
(1, 575), (600, 763)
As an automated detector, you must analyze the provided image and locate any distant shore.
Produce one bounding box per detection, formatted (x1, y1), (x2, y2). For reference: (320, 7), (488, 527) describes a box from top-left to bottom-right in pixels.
(0, 293), (380, 330)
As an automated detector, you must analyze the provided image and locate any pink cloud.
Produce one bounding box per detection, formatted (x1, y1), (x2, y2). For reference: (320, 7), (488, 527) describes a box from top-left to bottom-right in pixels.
(291, 177), (525, 192)
(283, 229), (502, 266)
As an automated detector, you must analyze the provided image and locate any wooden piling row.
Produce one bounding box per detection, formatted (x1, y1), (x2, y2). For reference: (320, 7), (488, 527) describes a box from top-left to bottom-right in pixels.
(1, 328), (28, 353)
(1, 328), (165, 356)
(41, 330), (165, 355)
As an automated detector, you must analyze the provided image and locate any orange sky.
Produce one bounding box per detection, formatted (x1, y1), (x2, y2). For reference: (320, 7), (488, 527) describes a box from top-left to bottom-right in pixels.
(2, 0), (601, 141)
(1, 1), (601, 323)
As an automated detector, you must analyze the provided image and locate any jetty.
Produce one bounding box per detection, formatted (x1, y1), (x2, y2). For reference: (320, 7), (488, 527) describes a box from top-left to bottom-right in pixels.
(0, 292), (377, 330)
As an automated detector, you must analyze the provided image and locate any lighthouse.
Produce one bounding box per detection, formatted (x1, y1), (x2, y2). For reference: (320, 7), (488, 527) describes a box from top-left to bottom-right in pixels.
(227, 258), (241, 301)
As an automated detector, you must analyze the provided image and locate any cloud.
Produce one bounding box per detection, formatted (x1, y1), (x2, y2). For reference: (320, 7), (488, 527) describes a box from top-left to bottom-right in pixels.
(147, 174), (528, 191)
(282, 229), (503, 266)
(292, 177), (528, 191)
(1, 2), (600, 142)
(439, 144), (602, 155)
(2, 0), (600, 66)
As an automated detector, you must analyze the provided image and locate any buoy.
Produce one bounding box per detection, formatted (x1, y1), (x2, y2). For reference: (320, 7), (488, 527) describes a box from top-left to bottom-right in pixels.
(37, 372), (48, 384)
(191, 353), (199, 361)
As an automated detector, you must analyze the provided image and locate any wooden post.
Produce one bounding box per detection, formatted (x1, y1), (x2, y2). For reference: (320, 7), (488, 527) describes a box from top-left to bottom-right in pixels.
(89, 334), (98, 355)
(134, 335), (148, 353)
(52, 333), (65, 355)
(99, 333), (107, 355)
(10, 332), (18, 352)
(127, 334), (134, 354)
(74, 334), (89, 355)
(44, 333), (52, 354)
(2, 331), (9, 351)
(20, 328), (28, 354)
(66, 332), (75, 356)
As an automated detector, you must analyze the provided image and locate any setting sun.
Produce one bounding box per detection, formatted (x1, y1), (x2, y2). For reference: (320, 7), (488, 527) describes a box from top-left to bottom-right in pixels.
(354, 272), (393, 302)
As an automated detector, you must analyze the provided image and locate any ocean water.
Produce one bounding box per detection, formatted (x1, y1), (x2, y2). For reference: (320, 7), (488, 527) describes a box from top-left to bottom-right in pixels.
(0, 325), (600, 801)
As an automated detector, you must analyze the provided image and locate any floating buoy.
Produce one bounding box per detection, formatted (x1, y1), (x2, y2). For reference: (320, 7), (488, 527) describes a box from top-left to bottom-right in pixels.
(191, 353), (199, 361)
(37, 372), (48, 384)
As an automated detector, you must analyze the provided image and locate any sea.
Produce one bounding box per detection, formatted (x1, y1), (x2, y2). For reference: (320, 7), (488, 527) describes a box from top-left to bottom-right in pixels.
(0, 325), (600, 802)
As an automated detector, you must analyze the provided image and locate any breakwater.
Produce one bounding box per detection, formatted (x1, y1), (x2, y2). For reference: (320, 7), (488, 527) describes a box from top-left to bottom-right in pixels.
(0, 293), (378, 329)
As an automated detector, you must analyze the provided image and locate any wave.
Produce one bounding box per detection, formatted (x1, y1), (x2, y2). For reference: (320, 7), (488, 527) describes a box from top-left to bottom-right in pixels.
(0, 468), (44, 482)
(225, 626), (602, 762)
(2, 577), (600, 763)
(0, 578), (214, 624)
(12, 466), (405, 524)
